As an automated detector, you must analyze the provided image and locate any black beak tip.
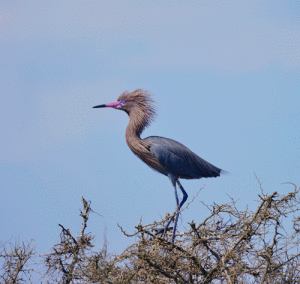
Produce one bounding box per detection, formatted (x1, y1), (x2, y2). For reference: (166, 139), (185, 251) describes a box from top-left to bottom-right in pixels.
(93, 104), (106, 108)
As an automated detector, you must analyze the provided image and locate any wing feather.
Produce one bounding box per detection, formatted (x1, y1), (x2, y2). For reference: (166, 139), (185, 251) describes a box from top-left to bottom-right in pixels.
(145, 136), (222, 179)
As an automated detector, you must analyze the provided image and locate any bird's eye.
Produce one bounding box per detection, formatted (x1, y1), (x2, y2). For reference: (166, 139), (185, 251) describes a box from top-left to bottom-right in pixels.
(120, 100), (126, 105)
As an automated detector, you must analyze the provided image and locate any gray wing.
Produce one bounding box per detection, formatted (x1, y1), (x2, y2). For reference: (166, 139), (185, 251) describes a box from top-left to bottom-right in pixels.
(144, 136), (222, 179)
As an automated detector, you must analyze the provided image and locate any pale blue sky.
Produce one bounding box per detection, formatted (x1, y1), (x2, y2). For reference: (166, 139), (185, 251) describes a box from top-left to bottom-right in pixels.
(1, 0), (299, 254)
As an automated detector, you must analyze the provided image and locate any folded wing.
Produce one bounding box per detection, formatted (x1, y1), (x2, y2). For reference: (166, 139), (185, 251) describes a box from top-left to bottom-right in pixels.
(145, 136), (222, 179)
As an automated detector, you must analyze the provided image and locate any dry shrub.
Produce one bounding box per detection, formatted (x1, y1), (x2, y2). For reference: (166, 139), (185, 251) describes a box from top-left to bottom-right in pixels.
(1, 181), (300, 283)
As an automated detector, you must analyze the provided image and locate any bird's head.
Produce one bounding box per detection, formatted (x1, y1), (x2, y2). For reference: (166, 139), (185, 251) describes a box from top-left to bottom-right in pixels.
(93, 89), (156, 127)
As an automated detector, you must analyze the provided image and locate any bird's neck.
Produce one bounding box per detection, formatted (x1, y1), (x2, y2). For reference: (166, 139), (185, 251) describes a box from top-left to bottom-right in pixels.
(124, 111), (167, 175)
(125, 114), (144, 147)
(125, 111), (153, 162)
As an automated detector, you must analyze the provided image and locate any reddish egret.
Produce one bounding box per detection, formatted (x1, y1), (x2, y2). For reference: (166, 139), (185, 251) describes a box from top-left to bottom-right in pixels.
(94, 89), (224, 241)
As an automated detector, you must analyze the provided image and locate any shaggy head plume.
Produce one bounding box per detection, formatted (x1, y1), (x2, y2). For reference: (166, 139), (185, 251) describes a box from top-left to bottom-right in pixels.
(118, 89), (157, 135)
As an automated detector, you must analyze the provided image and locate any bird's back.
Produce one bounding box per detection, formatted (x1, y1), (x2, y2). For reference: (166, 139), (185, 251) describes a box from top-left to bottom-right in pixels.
(144, 136), (222, 179)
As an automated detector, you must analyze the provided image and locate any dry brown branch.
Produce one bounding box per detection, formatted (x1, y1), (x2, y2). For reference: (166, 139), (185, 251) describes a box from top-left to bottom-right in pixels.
(43, 197), (95, 283)
(115, 182), (300, 283)
(2, 182), (300, 283)
(0, 240), (36, 283)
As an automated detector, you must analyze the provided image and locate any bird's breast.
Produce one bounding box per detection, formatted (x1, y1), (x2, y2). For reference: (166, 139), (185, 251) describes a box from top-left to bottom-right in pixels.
(126, 136), (168, 176)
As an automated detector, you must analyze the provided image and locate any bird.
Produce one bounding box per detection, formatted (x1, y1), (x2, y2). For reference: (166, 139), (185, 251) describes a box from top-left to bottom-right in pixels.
(93, 89), (224, 241)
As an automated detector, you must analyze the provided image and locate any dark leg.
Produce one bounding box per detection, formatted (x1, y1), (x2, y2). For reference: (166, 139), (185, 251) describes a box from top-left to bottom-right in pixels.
(171, 180), (188, 241)
(155, 175), (179, 239)
(170, 177), (180, 242)
(168, 174), (179, 208)
(177, 180), (188, 209)
(168, 175), (180, 241)
(155, 175), (186, 242)
(173, 182), (180, 209)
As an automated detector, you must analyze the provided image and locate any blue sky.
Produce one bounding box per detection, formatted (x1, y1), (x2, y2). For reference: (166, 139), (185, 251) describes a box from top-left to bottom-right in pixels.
(1, 0), (299, 254)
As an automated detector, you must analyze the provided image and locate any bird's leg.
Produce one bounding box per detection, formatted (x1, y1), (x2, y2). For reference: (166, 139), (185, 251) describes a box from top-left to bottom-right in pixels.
(164, 176), (179, 238)
(168, 175), (181, 242)
(172, 208), (180, 242)
(171, 181), (188, 241)
(155, 175), (179, 239)
(173, 181), (180, 209)
(171, 181), (181, 242)
(155, 175), (185, 242)
(155, 180), (189, 241)
(177, 180), (188, 210)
